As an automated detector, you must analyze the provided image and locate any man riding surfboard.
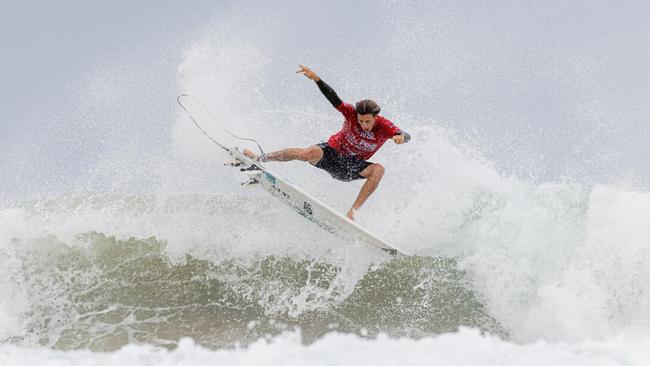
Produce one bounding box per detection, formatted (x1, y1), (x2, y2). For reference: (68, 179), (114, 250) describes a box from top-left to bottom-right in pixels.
(245, 65), (411, 220)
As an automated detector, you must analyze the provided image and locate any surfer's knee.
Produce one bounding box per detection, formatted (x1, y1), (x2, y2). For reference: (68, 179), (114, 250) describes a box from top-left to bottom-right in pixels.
(365, 163), (384, 180)
(373, 164), (385, 178)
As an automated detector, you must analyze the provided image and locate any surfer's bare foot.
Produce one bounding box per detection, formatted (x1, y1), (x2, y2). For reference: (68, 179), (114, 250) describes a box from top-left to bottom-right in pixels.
(346, 208), (357, 221)
(243, 149), (259, 161)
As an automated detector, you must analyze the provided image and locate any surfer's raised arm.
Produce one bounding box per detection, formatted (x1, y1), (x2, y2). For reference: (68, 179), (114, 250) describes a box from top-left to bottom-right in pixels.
(296, 65), (342, 108)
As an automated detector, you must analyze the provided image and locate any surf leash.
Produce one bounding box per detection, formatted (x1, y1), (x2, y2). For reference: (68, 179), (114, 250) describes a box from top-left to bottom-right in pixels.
(176, 94), (265, 155)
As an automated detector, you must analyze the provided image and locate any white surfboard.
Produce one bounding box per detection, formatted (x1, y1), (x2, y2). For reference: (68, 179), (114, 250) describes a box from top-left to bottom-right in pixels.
(227, 148), (412, 257)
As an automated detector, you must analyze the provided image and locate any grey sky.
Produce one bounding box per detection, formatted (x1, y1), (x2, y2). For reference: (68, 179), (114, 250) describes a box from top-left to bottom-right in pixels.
(2, 1), (650, 202)
(1, 0), (218, 127)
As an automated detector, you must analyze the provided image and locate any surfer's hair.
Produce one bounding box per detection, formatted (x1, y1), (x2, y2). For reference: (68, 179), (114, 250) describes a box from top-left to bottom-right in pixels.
(356, 99), (381, 116)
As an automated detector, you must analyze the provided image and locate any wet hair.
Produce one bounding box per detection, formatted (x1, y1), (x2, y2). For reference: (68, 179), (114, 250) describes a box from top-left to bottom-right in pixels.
(355, 99), (381, 116)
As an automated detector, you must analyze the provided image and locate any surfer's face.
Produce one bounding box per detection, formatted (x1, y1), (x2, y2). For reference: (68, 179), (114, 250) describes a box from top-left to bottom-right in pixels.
(357, 114), (376, 132)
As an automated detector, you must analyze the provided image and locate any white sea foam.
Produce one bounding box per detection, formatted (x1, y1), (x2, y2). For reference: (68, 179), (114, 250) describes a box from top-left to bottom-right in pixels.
(2, 329), (650, 366)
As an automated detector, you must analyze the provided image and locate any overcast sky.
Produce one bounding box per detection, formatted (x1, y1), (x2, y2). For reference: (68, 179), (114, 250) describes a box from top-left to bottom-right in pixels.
(1, 0), (219, 129)
(2, 1), (650, 202)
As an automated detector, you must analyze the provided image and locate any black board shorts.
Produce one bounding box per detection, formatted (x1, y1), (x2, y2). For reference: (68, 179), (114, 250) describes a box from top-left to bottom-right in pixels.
(313, 142), (372, 182)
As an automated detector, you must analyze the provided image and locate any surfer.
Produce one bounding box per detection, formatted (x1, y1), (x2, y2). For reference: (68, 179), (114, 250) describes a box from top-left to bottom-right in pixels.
(244, 65), (411, 221)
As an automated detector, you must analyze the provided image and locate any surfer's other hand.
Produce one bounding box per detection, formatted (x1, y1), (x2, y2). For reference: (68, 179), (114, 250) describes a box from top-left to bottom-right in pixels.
(392, 134), (405, 144)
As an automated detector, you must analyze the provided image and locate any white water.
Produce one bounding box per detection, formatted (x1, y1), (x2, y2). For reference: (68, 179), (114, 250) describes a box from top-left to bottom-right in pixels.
(2, 329), (650, 366)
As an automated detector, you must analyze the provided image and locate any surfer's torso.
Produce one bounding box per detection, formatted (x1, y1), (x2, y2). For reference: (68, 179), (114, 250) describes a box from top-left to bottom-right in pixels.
(314, 79), (406, 160)
(327, 102), (400, 160)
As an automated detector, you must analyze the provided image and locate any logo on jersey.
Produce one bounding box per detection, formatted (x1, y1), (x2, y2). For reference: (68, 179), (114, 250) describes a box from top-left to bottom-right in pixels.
(359, 130), (375, 139)
(357, 140), (378, 152)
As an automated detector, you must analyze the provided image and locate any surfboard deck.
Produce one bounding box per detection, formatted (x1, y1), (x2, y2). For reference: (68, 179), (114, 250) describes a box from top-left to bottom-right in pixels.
(227, 148), (412, 257)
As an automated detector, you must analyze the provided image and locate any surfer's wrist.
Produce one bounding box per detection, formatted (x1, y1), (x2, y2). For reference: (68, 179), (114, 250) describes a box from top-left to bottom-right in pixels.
(395, 131), (411, 143)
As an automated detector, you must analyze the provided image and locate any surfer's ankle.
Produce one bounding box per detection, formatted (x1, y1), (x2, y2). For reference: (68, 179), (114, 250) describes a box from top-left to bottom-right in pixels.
(346, 207), (358, 220)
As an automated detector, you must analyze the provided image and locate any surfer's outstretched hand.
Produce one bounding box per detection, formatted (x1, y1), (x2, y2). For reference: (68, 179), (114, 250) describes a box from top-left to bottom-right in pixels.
(296, 65), (320, 82)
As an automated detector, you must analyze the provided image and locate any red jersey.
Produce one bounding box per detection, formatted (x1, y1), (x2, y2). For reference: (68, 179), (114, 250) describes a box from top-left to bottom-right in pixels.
(327, 102), (401, 160)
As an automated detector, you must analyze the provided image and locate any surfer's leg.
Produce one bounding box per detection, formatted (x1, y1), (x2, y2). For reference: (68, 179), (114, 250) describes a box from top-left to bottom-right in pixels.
(244, 146), (323, 164)
(347, 163), (385, 220)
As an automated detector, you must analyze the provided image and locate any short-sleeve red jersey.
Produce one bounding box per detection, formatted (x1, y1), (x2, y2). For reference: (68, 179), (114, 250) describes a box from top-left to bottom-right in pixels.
(326, 102), (401, 160)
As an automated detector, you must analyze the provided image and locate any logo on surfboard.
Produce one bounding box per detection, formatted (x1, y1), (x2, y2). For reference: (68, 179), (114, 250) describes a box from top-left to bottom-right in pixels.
(264, 173), (276, 185)
(303, 202), (313, 216)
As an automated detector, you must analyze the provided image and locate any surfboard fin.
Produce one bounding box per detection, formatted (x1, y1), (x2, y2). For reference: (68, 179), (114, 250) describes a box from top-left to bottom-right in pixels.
(224, 159), (245, 167)
(241, 176), (260, 187)
(239, 164), (261, 172)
